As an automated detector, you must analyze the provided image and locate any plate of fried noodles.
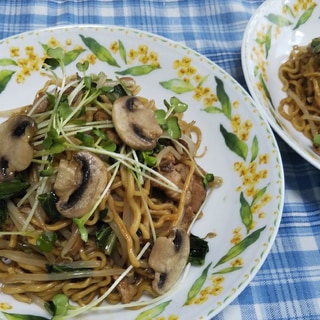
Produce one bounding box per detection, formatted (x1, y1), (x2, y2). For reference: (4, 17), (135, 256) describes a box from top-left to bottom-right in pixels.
(0, 25), (283, 319)
(242, 0), (320, 169)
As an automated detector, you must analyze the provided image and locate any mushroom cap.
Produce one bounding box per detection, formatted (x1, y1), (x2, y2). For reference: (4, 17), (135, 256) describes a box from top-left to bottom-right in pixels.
(148, 227), (190, 294)
(112, 96), (162, 150)
(54, 151), (108, 219)
(0, 115), (37, 181)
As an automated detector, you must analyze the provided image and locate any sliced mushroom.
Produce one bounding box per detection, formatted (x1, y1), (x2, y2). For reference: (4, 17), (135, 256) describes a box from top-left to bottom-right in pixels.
(148, 227), (190, 294)
(53, 151), (108, 219)
(112, 96), (162, 150)
(0, 115), (37, 181)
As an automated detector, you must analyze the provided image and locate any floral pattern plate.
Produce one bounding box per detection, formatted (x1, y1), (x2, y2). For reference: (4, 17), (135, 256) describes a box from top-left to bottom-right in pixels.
(0, 25), (284, 320)
(242, 0), (320, 169)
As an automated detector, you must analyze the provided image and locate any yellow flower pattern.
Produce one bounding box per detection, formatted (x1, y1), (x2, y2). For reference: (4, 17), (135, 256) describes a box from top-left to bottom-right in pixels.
(173, 56), (218, 107)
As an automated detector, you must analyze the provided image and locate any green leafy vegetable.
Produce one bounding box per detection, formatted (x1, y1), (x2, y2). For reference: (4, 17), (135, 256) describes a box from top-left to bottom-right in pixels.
(154, 96), (188, 139)
(45, 293), (76, 318)
(38, 192), (61, 222)
(96, 223), (117, 255)
(0, 177), (30, 200)
(188, 234), (209, 266)
(138, 150), (157, 167)
(36, 231), (57, 252)
(203, 173), (214, 189)
(167, 116), (181, 139)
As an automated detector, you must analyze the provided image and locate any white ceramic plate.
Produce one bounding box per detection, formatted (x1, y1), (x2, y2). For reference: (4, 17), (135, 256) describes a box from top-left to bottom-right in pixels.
(242, 0), (320, 169)
(0, 25), (284, 319)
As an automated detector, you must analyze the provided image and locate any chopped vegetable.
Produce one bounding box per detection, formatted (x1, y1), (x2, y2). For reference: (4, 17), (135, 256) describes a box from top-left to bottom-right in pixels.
(188, 234), (209, 266)
(45, 293), (75, 318)
(96, 223), (117, 255)
(0, 177), (30, 200)
(36, 231), (57, 252)
(38, 192), (61, 222)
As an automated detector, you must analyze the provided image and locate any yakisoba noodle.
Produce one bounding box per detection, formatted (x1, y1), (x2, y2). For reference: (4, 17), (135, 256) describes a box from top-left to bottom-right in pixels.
(278, 37), (320, 146)
(0, 61), (220, 317)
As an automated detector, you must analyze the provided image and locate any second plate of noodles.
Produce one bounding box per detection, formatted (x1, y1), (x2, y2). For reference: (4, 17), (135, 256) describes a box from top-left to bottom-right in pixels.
(242, 0), (320, 169)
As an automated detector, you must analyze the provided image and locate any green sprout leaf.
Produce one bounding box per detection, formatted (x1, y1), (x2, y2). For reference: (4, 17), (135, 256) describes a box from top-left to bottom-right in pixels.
(47, 47), (65, 61)
(138, 150), (157, 167)
(75, 132), (95, 147)
(40, 161), (54, 177)
(154, 109), (167, 125)
(167, 116), (181, 139)
(76, 60), (89, 73)
(203, 173), (214, 189)
(45, 293), (76, 318)
(74, 215), (90, 242)
(169, 96), (188, 113)
(43, 128), (65, 154)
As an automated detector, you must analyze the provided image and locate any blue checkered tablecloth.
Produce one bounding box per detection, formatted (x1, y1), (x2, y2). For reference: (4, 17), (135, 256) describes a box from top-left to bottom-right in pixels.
(0, 1), (319, 319)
